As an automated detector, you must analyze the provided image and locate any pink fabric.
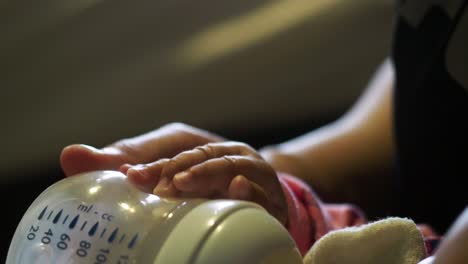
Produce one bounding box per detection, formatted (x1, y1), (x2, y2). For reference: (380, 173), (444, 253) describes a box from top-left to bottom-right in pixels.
(277, 172), (440, 256)
(323, 204), (367, 229)
(278, 176), (311, 255)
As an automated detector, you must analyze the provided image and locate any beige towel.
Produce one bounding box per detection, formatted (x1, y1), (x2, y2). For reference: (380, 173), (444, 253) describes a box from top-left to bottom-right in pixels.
(304, 217), (427, 264)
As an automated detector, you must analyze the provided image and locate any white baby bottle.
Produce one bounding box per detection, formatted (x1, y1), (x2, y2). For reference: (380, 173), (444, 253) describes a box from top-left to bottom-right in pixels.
(7, 170), (302, 264)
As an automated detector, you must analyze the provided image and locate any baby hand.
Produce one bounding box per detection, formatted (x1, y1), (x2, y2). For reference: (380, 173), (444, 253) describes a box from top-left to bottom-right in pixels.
(125, 142), (288, 224)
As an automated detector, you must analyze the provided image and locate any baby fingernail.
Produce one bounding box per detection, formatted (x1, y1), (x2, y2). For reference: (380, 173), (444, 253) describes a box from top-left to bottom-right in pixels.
(77, 144), (103, 154)
(154, 184), (178, 197)
(132, 164), (147, 170)
(127, 166), (150, 181)
(154, 177), (170, 192)
(174, 171), (190, 182)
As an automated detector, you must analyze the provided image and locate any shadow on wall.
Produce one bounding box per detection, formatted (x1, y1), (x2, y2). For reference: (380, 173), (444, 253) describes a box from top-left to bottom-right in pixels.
(0, 0), (393, 178)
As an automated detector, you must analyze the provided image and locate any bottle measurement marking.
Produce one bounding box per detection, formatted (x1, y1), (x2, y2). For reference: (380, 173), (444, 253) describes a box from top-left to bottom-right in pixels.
(119, 234), (126, 244)
(128, 234), (138, 249)
(69, 215), (80, 229)
(77, 203), (94, 213)
(62, 214), (69, 224)
(108, 228), (119, 243)
(47, 210), (54, 220)
(34, 204), (139, 250)
(80, 221), (88, 231)
(38, 206), (48, 220)
(100, 228), (107, 238)
(88, 222), (99, 236)
(53, 209), (63, 224)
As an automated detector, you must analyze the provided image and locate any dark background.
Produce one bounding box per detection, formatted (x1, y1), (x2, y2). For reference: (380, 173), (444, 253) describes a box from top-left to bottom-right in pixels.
(1, 0), (394, 260)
